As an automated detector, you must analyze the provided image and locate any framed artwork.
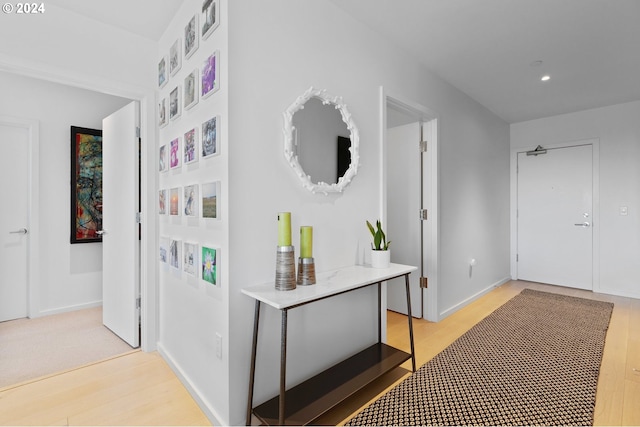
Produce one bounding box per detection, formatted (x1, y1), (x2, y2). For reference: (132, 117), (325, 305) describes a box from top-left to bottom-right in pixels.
(159, 189), (167, 215)
(158, 56), (168, 88)
(184, 127), (198, 165)
(201, 246), (218, 286)
(170, 239), (182, 270)
(201, 0), (220, 40)
(185, 14), (199, 59)
(170, 187), (180, 216)
(201, 116), (219, 158)
(70, 126), (103, 244)
(159, 144), (167, 172)
(158, 97), (168, 128)
(184, 242), (198, 277)
(184, 69), (199, 110)
(184, 184), (199, 217)
(201, 181), (219, 219)
(169, 39), (182, 76)
(170, 86), (181, 120)
(201, 51), (219, 98)
(170, 137), (181, 169)
(159, 237), (169, 263)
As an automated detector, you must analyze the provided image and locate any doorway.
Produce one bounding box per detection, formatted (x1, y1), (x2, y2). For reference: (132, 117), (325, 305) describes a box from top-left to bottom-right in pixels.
(382, 89), (439, 321)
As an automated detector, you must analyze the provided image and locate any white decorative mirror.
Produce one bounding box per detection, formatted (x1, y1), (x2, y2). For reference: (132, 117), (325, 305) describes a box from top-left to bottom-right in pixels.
(283, 87), (360, 194)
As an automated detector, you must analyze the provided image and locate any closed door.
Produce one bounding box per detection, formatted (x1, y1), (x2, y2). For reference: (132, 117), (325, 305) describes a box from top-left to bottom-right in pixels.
(102, 101), (140, 347)
(517, 144), (593, 289)
(0, 123), (29, 322)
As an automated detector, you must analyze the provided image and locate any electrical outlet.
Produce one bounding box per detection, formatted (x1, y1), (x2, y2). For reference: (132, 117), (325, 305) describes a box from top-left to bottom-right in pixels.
(215, 333), (222, 359)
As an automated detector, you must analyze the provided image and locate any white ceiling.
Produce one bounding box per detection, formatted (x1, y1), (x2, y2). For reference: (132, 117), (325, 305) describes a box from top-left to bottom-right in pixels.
(47, 0), (640, 124)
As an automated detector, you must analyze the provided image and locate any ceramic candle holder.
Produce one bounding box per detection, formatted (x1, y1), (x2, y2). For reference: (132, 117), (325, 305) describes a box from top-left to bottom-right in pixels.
(297, 257), (316, 286)
(275, 246), (296, 291)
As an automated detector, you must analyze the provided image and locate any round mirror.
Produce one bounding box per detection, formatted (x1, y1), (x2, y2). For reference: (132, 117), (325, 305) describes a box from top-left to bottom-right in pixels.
(284, 87), (359, 194)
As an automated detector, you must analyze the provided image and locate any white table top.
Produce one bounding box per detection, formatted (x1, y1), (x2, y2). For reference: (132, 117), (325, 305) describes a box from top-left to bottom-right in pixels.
(241, 263), (417, 310)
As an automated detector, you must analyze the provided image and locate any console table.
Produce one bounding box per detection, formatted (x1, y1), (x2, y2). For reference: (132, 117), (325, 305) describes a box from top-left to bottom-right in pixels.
(243, 263), (418, 426)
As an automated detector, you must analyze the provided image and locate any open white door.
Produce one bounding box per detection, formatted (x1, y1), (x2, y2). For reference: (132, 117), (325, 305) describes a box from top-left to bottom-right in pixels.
(102, 101), (140, 347)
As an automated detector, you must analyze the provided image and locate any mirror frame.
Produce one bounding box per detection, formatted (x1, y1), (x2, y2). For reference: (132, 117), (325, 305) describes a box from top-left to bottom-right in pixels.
(283, 87), (360, 194)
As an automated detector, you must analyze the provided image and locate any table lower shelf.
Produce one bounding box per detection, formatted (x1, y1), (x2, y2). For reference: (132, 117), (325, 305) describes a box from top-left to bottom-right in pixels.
(253, 343), (410, 426)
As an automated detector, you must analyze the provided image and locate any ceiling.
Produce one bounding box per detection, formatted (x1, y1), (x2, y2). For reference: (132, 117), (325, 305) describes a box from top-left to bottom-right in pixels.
(46, 0), (640, 124)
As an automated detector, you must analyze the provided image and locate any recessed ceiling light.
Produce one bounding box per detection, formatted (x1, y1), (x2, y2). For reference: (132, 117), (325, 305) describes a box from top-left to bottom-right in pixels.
(541, 75), (551, 82)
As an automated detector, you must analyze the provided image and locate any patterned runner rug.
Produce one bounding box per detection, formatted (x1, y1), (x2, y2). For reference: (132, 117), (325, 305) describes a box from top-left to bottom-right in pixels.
(346, 289), (614, 426)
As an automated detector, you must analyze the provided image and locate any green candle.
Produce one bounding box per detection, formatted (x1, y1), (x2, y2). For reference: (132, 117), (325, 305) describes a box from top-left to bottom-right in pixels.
(300, 226), (313, 258)
(277, 212), (292, 246)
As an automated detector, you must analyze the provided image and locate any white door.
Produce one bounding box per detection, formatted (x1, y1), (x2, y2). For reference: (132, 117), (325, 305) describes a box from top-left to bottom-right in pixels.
(517, 144), (593, 289)
(0, 123), (29, 322)
(387, 122), (422, 318)
(102, 101), (140, 347)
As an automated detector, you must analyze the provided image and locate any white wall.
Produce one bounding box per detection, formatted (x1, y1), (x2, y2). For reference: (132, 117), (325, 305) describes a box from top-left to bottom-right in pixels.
(227, 1), (510, 424)
(0, 70), (131, 315)
(511, 101), (640, 299)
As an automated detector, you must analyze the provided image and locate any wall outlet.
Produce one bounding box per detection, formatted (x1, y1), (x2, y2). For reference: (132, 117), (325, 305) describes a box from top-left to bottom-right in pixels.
(215, 333), (222, 359)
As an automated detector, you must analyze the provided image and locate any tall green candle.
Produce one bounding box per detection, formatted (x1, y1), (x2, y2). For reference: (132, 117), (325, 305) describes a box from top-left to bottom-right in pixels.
(277, 212), (292, 246)
(300, 226), (313, 258)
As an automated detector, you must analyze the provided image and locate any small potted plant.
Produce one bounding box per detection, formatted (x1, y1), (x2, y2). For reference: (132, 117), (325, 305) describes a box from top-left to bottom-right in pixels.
(366, 220), (391, 268)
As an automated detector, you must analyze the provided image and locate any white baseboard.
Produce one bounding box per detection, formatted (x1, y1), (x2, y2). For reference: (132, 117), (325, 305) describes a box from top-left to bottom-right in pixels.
(596, 287), (640, 300)
(439, 277), (511, 320)
(32, 300), (102, 318)
(157, 343), (225, 427)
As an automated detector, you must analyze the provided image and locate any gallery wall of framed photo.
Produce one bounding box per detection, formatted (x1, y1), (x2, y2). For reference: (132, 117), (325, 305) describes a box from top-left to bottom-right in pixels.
(156, 0), (228, 401)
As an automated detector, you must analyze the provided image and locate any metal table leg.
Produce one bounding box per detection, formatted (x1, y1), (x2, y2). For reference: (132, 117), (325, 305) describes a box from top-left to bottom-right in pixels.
(279, 309), (288, 426)
(405, 274), (417, 372)
(246, 300), (261, 425)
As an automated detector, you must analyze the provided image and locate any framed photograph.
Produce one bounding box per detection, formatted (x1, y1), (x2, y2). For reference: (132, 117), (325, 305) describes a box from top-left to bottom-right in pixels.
(159, 237), (169, 263)
(169, 39), (182, 76)
(201, 51), (219, 98)
(184, 69), (199, 110)
(159, 144), (167, 172)
(184, 127), (198, 165)
(170, 187), (180, 216)
(158, 56), (168, 88)
(202, 181), (219, 219)
(184, 242), (198, 277)
(170, 137), (181, 169)
(185, 14), (199, 59)
(169, 86), (181, 120)
(159, 189), (167, 215)
(158, 97), (168, 128)
(201, 0), (220, 40)
(184, 184), (199, 217)
(201, 246), (218, 286)
(201, 116), (219, 158)
(170, 239), (182, 270)
(70, 126), (102, 244)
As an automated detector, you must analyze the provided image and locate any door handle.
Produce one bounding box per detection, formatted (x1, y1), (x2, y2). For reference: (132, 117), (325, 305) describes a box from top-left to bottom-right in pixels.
(9, 228), (28, 234)
(574, 222), (590, 227)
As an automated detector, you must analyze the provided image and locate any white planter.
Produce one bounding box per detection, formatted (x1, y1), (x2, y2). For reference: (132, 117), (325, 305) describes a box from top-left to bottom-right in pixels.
(370, 250), (390, 269)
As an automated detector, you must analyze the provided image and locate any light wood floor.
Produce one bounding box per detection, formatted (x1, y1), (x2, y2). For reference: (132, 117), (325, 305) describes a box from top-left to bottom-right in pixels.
(1, 280), (638, 426)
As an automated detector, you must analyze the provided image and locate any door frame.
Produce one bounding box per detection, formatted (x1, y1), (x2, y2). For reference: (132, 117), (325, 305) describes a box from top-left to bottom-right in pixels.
(0, 116), (39, 318)
(380, 87), (440, 322)
(510, 138), (600, 293)
(0, 56), (158, 352)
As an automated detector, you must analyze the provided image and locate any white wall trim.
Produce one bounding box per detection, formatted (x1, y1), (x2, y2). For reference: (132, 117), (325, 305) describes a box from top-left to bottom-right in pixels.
(157, 343), (223, 426)
(37, 301), (102, 318)
(439, 276), (511, 320)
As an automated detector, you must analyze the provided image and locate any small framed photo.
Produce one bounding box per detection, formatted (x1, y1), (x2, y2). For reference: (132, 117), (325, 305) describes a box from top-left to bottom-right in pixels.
(159, 144), (167, 172)
(158, 97), (168, 128)
(201, 246), (218, 286)
(159, 189), (167, 215)
(202, 181), (220, 219)
(201, 51), (219, 99)
(184, 69), (199, 110)
(170, 187), (180, 216)
(201, 116), (219, 158)
(184, 242), (198, 277)
(170, 137), (181, 169)
(169, 39), (182, 76)
(201, 0), (220, 40)
(170, 239), (182, 270)
(184, 184), (199, 217)
(185, 14), (199, 59)
(160, 237), (169, 263)
(158, 56), (168, 88)
(169, 86), (181, 120)
(184, 127), (198, 165)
